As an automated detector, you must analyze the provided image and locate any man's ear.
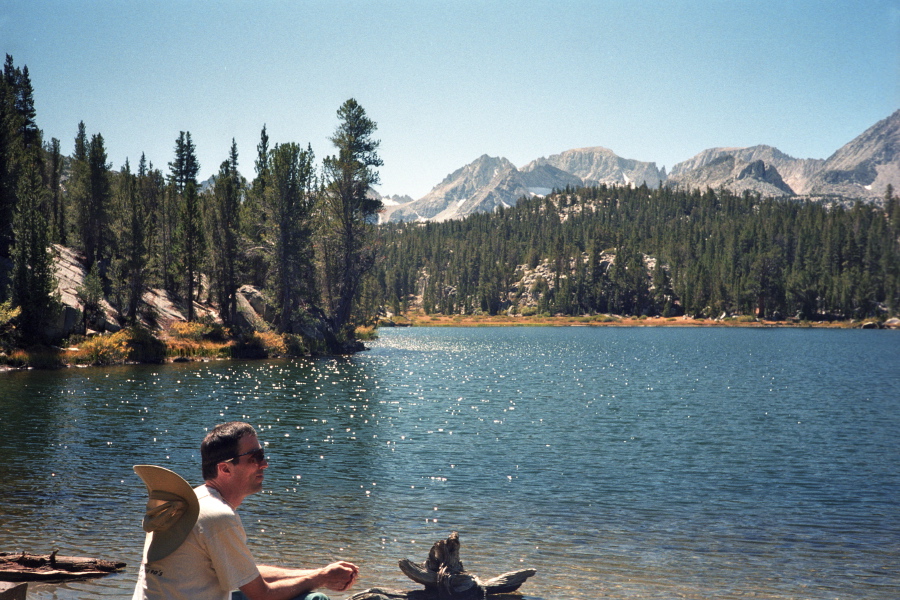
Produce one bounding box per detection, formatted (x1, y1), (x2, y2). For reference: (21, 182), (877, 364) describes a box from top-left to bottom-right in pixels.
(217, 460), (233, 477)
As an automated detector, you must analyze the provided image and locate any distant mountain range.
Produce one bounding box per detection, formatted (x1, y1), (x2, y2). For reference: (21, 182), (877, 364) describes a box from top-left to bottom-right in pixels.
(379, 109), (900, 223)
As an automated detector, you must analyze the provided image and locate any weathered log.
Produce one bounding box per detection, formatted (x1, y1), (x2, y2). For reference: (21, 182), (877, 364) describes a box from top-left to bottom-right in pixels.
(398, 559), (437, 586)
(0, 551), (125, 582)
(482, 569), (538, 595)
(350, 532), (536, 600)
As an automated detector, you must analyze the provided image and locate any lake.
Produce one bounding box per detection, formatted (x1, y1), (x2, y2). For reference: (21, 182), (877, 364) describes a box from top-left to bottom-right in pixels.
(1, 327), (898, 599)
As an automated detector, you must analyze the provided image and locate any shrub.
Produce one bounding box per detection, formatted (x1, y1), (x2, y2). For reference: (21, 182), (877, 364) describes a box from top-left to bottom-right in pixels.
(24, 346), (66, 369)
(231, 334), (266, 359)
(0, 349), (28, 368)
(0, 300), (21, 351)
(126, 326), (167, 363)
(169, 319), (227, 342)
(70, 331), (130, 365)
(283, 334), (310, 357)
(231, 332), (289, 359)
(0, 346), (62, 369)
(355, 325), (378, 341)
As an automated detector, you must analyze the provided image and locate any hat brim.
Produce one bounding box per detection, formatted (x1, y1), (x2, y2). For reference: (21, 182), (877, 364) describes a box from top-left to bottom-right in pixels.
(134, 465), (201, 562)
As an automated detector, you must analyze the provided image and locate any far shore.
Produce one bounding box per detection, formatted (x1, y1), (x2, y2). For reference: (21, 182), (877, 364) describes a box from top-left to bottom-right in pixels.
(382, 312), (896, 329)
(2, 314), (894, 373)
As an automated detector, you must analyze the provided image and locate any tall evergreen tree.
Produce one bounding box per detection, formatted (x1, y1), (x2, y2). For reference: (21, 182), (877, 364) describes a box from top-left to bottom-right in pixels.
(84, 132), (111, 270)
(320, 98), (383, 347)
(209, 140), (244, 326)
(11, 157), (57, 343)
(168, 131), (200, 193)
(241, 125), (271, 287)
(112, 158), (150, 323)
(44, 137), (65, 245)
(180, 180), (203, 321)
(267, 142), (316, 332)
(0, 56), (20, 261)
(169, 131), (202, 319)
(68, 121), (89, 253)
(0, 55), (40, 263)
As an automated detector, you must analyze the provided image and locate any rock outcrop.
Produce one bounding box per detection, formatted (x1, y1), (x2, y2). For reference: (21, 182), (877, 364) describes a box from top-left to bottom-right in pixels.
(667, 154), (795, 197)
(521, 146), (664, 188)
(48, 244), (219, 340)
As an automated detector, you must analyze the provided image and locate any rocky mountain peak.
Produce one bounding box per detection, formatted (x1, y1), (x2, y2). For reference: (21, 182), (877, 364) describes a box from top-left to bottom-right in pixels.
(807, 109), (900, 197)
(380, 110), (899, 223)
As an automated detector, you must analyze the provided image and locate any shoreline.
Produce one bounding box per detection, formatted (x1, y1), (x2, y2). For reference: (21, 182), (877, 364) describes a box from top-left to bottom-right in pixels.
(383, 313), (896, 329)
(2, 315), (894, 373)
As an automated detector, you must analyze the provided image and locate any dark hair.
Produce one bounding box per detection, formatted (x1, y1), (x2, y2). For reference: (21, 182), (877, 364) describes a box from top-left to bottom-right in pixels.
(201, 421), (257, 480)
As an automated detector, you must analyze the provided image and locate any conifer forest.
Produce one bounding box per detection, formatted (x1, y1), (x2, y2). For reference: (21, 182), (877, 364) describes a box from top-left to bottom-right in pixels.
(373, 185), (900, 321)
(2, 54), (899, 357)
(1, 56), (382, 353)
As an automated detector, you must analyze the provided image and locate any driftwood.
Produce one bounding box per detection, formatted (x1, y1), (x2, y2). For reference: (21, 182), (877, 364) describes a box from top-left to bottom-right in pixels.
(0, 551), (126, 582)
(350, 532), (536, 600)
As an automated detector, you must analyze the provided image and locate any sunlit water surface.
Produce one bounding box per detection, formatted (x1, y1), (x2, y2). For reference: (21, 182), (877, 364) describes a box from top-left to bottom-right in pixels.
(1, 327), (898, 599)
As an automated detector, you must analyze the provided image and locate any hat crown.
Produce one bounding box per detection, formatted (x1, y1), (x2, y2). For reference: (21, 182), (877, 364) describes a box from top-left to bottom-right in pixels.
(133, 465), (201, 562)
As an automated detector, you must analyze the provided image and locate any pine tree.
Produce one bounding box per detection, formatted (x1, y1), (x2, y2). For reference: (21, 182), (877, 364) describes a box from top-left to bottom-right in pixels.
(180, 180), (202, 321)
(112, 158), (150, 323)
(44, 137), (65, 245)
(0, 56), (20, 261)
(320, 99), (383, 348)
(209, 140), (243, 326)
(11, 157), (57, 343)
(83, 132), (111, 270)
(169, 132), (202, 320)
(267, 142), (316, 332)
(68, 122), (89, 254)
(241, 125), (271, 287)
(0, 55), (41, 263)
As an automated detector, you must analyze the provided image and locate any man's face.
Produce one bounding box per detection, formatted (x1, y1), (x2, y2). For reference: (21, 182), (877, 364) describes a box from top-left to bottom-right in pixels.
(231, 433), (268, 496)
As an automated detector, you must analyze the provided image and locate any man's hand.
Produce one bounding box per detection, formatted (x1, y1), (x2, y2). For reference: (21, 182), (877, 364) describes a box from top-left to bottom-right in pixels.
(319, 561), (360, 592)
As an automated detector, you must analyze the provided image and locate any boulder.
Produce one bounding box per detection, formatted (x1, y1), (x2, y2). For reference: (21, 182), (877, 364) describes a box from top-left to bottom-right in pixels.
(235, 286), (272, 333)
(238, 285), (276, 322)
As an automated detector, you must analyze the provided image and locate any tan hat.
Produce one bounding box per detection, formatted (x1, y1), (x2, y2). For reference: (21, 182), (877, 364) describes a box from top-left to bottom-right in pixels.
(133, 465), (201, 562)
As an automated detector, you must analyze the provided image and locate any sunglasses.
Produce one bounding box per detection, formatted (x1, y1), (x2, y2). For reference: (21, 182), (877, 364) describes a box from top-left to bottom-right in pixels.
(223, 447), (266, 465)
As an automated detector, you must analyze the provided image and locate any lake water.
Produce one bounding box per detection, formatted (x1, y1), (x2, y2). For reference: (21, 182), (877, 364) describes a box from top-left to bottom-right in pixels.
(1, 327), (898, 599)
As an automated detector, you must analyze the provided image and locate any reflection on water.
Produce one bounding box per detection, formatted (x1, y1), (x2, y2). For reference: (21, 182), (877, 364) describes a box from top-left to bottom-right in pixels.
(1, 328), (898, 599)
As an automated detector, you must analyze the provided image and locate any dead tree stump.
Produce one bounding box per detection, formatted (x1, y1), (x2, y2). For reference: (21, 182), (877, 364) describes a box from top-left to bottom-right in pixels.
(350, 532), (536, 600)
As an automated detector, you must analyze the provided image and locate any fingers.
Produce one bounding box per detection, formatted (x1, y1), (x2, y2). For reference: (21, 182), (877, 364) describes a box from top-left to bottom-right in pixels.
(325, 561), (359, 592)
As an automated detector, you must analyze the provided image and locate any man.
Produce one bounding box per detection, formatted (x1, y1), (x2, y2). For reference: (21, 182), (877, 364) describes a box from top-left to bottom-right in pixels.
(133, 421), (359, 600)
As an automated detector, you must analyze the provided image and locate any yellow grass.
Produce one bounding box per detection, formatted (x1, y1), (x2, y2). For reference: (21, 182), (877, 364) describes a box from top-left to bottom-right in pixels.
(391, 311), (851, 328)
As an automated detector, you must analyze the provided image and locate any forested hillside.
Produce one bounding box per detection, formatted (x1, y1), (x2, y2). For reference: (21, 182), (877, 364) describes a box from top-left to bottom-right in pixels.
(2, 52), (898, 363)
(0, 55), (381, 354)
(374, 184), (900, 321)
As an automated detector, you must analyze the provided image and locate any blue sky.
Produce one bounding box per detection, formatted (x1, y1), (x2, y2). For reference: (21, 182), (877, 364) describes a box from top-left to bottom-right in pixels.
(4, 0), (899, 199)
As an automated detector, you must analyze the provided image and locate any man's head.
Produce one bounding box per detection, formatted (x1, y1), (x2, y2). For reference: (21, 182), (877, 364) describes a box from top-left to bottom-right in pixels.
(201, 421), (260, 480)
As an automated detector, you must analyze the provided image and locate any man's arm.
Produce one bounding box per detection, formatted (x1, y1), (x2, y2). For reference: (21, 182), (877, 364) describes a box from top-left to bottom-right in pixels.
(239, 562), (359, 600)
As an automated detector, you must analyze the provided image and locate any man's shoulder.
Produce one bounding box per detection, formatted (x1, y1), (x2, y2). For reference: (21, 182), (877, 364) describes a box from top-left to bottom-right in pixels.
(195, 485), (237, 521)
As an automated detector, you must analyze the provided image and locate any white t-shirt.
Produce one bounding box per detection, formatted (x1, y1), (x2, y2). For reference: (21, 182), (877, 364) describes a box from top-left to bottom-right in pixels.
(133, 485), (260, 600)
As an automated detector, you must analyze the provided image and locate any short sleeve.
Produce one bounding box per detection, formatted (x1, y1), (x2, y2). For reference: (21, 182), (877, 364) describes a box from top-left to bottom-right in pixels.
(201, 513), (260, 592)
